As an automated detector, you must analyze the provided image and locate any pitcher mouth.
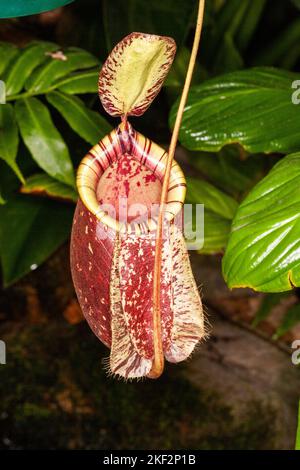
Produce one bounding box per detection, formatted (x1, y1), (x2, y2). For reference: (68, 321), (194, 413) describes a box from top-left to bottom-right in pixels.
(76, 121), (186, 235)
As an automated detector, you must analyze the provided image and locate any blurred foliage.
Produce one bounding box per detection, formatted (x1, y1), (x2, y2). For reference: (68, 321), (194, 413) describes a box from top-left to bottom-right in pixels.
(0, 0), (300, 329)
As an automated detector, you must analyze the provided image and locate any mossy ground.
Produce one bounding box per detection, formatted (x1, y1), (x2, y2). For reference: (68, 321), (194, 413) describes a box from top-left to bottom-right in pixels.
(0, 319), (276, 449)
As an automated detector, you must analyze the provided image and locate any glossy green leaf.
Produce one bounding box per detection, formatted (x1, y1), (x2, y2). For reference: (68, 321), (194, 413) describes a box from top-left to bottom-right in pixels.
(5, 41), (58, 96)
(223, 153), (300, 292)
(25, 47), (99, 94)
(0, 42), (19, 75)
(0, 195), (74, 287)
(21, 173), (78, 203)
(0, 104), (23, 182)
(55, 70), (99, 94)
(273, 303), (300, 339)
(46, 91), (112, 145)
(186, 176), (238, 253)
(102, 0), (196, 51)
(15, 97), (75, 187)
(170, 68), (300, 155)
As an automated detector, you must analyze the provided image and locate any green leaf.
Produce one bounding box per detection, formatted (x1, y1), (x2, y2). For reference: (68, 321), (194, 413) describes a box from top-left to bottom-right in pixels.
(21, 173), (78, 203)
(189, 149), (266, 196)
(236, 0), (267, 51)
(46, 91), (112, 145)
(200, 211), (233, 254)
(165, 47), (202, 89)
(256, 18), (300, 66)
(252, 293), (288, 328)
(25, 47), (99, 94)
(0, 104), (24, 182)
(186, 176), (238, 253)
(15, 97), (75, 186)
(213, 32), (243, 74)
(0, 42), (19, 75)
(203, 0), (249, 62)
(102, 0), (196, 51)
(223, 153), (300, 293)
(55, 70), (99, 94)
(273, 303), (300, 339)
(5, 41), (58, 96)
(296, 401), (300, 451)
(170, 67), (300, 155)
(187, 176), (238, 220)
(0, 195), (74, 287)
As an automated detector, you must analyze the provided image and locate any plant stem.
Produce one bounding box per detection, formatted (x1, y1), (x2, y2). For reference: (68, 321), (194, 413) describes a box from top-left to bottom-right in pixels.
(148, 0), (206, 379)
(6, 84), (60, 102)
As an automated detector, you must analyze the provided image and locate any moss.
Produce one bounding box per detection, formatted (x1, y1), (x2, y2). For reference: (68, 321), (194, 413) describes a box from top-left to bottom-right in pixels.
(0, 320), (276, 449)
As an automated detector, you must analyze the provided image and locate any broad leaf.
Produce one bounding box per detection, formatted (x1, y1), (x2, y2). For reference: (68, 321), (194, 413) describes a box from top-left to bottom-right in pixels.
(15, 97), (75, 187)
(99, 32), (176, 117)
(223, 153), (300, 292)
(170, 68), (300, 154)
(0, 104), (23, 182)
(55, 70), (99, 94)
(0, 196), (74, 287)
(0, 42), (19, 75)
(273, 303), (300, 339)
(21, 173), (78, 203)
(186, 177), (238, 253)
(5, 41), (58, 96)
(46, 91), (112, 145)
(25, 47), (99, 94)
